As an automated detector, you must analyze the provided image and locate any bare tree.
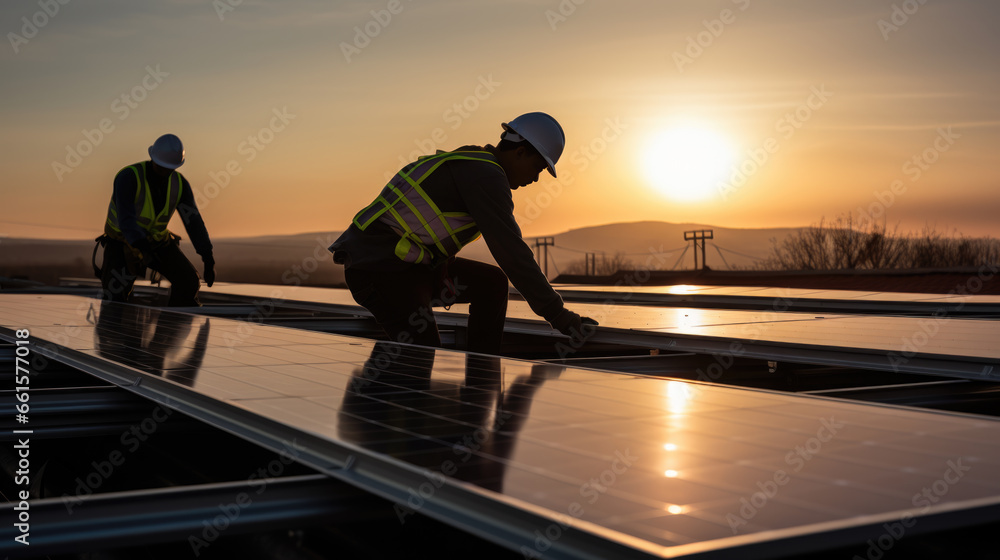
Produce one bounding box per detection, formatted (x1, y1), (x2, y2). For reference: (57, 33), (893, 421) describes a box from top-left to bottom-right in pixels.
(563, 251), (634, 275)
(758, 214), (999, 271)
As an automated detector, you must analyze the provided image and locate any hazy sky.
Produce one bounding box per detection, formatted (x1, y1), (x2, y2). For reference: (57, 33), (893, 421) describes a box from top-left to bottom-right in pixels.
(2, 0), (999, 241)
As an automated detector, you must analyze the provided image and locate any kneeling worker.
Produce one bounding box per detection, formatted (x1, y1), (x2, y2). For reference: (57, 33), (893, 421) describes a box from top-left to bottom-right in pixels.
(329, 112), (596, 354)
(98, 133), (215, 306)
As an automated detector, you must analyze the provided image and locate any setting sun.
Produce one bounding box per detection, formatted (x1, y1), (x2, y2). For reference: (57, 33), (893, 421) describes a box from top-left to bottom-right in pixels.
(642, 124), (737, 203)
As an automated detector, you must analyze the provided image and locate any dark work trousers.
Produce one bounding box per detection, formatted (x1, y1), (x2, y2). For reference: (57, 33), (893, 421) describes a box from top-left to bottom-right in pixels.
(100, 238), (202, 307)
(344, 257), (509, 355)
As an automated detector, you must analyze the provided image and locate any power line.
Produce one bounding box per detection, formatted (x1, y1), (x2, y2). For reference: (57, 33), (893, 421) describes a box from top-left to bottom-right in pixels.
(547, 250), (561, 277)
(670, 245), (690, 271)
(551, 243), (689, 257)
(0, 219), (337, 250)
(532, 237), (555, 277)
(712, 244), (731, 270)
(684, 229), (713, 270)
(550, 244), (589, 255)
(712, 243), (766, 262)
(0, 220), (96, 234)
(212, 239), (337, 250)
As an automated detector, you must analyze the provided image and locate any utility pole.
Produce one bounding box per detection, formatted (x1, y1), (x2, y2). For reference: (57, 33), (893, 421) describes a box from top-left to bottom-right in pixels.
(533, 237), (555, 278)
(585, 252), (597, 276)
(684, 229), (713, 270)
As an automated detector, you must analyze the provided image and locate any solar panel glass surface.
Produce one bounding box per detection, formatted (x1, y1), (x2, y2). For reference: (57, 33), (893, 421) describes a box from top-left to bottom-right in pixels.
(4, 294), (1000, 557)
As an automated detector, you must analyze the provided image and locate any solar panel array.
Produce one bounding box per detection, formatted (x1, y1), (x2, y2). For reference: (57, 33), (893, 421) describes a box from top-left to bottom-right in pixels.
(4, 293), (1000, 557)
(552, 283), (1000, 304)
(196, 282), (1000, 364)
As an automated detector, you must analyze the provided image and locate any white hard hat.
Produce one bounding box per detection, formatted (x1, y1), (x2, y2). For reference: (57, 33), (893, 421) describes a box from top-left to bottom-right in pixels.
(501, 112), (565, 177)
(148, 134), (185, 169)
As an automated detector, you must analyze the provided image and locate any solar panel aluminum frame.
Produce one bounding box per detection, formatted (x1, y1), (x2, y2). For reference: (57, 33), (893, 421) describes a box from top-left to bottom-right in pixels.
(56, 281), (1000, 381)
(552, 287), (1000, 317)
(0, 474), (368, 557)
(6, 323), (1000, 559)
(201, 284), (1000, 381)
(492, 317), (1000, 382)
(0, 329), (664, 560)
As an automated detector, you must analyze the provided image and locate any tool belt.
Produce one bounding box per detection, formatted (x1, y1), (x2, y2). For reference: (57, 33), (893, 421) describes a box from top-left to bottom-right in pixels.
(93, 231), (181, 280)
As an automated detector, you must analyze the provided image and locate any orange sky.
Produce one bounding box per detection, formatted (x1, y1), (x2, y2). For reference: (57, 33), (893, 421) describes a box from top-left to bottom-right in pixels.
(2, 0), (999, 242)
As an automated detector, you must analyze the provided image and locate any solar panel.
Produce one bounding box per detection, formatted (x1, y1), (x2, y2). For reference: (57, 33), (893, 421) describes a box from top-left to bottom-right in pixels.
(4, 293), (1000, 559)
(442, 298), (999, 379)
(552, 283), (1000, 304)
(198, 283), (1000, 362)
(197, 283), (1000, 377)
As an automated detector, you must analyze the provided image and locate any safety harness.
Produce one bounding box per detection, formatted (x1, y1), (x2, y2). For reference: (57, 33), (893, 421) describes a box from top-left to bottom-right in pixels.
(352, 150), (503, 266)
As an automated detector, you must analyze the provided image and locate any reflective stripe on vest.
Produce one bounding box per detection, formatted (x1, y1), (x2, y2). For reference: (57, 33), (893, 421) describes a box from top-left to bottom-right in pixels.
(105, 162), (183, 242)
(353, 151), (503, 265)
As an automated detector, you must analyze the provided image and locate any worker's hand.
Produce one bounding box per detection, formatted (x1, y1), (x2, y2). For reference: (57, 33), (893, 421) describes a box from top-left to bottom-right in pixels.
(202, 256), (216, 287)
(131, 238), (154, 266)
(550, 308), (599, 339)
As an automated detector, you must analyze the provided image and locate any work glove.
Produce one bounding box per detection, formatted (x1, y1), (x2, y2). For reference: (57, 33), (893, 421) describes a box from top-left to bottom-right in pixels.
(130, 238), (155, 266)
(202, 256), (216, 287)
(549, 308), (599, 339)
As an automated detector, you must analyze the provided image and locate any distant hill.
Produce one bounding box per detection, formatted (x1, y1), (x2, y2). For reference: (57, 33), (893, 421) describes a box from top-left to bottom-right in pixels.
(457, 221), (794, 273)
(535, 221), (794, 272)
(0, 233), (347, 287)
(0, 221), (793, 286)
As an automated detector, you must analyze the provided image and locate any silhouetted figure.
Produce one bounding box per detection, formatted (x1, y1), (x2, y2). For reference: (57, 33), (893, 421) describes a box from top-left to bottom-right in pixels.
(330, 113), (596, 354)
(96, 133), (215, 307)
(91, 301), (210, 386)
(338, 341), (563, 494)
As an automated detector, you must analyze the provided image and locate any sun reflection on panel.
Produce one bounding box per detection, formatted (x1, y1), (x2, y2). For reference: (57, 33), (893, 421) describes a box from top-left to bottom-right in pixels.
(665, 381), (694, 415)
(665, 285), (699, 295)
(669, 308), (710, 334)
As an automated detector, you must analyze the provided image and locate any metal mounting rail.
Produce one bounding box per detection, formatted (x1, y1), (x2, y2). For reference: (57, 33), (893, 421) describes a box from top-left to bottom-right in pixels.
(0, 474), (373, 556)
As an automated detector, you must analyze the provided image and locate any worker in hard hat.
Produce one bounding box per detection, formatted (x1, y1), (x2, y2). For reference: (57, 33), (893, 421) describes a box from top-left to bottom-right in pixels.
(96, 133), (215, 306)
(330, 112), (596, 354)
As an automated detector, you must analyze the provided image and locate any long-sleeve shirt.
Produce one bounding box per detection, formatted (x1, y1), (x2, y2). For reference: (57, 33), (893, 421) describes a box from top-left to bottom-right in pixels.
(112, 162), (213, 258)
(330, 146), (567, 323)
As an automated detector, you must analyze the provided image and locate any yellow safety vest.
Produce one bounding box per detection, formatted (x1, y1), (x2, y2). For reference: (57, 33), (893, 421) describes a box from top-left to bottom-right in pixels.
(353, 150), (503, 265)
(105, 161), (183, 243)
